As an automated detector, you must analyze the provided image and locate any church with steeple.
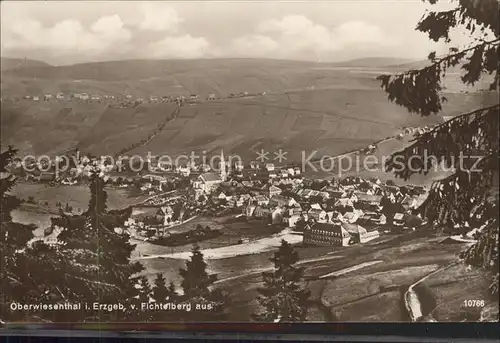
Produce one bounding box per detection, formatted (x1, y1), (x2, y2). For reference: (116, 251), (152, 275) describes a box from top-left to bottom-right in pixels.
(220, 149), (228, 181)
(193, 149), (228, 195)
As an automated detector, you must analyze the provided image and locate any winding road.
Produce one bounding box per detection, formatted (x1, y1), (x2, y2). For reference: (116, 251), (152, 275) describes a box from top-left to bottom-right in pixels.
(404, 262), (458, 322)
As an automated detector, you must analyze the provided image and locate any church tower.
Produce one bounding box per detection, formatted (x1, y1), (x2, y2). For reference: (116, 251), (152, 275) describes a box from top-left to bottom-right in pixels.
(220, 149), (227, 181)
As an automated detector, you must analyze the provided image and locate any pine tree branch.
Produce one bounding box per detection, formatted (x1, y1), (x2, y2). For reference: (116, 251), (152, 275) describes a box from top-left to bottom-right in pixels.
(409, 103), (500, 143)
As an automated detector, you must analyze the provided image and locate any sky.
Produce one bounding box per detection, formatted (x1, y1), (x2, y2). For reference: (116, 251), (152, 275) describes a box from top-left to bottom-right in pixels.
(0, 0), (475, 65)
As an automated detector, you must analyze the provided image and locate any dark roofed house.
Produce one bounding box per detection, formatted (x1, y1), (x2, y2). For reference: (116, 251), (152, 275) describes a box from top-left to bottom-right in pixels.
(269, 185), (282, 197)
(393, 213), (407, 227)
(355, 193), (383, 211)
(269, 194), (289, 208)
(356, 193), (382, 204)
(253, 206), (271, 224)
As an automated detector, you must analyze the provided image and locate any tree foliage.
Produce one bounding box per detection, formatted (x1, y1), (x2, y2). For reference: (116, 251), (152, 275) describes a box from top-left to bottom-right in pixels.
(378, 0), (499, 295)
(51, 161), (144, 322)
(177, 244), (227, 321)
(252, 239), (310, 322)
(0, 147), (42, 322)
(152, 273), (175, 303)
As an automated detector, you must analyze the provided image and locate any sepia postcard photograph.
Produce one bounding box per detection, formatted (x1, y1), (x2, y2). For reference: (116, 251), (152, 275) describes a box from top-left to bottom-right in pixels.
(0, 0), (498, 326)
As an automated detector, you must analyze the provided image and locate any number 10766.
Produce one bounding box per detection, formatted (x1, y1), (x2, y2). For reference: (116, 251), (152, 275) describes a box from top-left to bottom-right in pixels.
(463, 300), (485, 307)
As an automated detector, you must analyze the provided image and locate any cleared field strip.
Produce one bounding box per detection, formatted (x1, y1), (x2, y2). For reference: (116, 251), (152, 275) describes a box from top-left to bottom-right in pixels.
(319, 260), (383, 279)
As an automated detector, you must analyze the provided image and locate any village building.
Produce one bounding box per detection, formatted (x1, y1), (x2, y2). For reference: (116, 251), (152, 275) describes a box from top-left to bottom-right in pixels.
(253, 195), (269, 206)
(142, 174), (168, 190)
(268, 194), (289, 208)
(341, 209), (364, 224)
(177, 165), (191, 177)
(61, 177), (77, 185)
(335, 198), (354, 210)
(32, 96), (40, 101)
(268, 185), (282, 198)
(308, 208), (327, 223)
(253, 206), (271, 224)
(195, 173), (222, 193)
(245, 203), (257, 217)
(44, 94), (53, 101)
(286, 214), (303, 228)
(249, 161), (259, 170)
(403, 127), (414, 135)
(304, 222), (351, 246)
(157, 206), (174, 225)
(266, 163), (275, 171)
(393, 213), (406, 227)
(355, 193), (383, 211)
(271, 207), (285, 225)
(342, 223), (380, 243)
(207, 94), (216, 100)
(234, 161), (244, 172)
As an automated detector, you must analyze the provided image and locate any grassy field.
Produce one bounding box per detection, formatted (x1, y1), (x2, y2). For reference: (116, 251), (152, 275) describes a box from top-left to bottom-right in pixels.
(422, 263), (499, 322)
(215, 232), (493, 322)
(2, 58), (497, 159)
(11, 183), (147, 230)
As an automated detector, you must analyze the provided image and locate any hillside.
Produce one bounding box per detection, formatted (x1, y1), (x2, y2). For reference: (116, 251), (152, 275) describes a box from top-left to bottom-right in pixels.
(331, 57), (418, 68)
(0, 57), (51, 71)
(1, 58), (497, 160)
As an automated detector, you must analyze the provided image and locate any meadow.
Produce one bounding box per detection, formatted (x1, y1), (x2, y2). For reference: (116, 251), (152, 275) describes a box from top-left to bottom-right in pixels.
(2, 58), (496, 160)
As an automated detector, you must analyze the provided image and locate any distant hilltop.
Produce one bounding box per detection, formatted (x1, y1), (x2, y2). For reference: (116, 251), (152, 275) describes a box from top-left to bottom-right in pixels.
(0, 56), (422, 76)
(0, 57), (52, 72)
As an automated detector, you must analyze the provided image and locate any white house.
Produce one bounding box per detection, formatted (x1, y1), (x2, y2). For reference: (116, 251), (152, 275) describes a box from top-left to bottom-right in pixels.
(341, 209), (364, 224)
(271, 208), (285, 225)
(158, 206), (174, 225)
(269, 185), (282, 197)
(178, 166), (191, 177)
(266, 163), (275, 172)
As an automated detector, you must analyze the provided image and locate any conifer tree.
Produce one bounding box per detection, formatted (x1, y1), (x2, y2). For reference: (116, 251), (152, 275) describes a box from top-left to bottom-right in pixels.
(168, 282), (177, 299)
(132, 276), (153, 322)
(252, 239), (310, 322)
(152, 273), (171, 302)
(137, 276), (152, 304)
(178, 244), (227, 321)
(377, 0), (499, 295)
(0, 147), (40, 321)
(151, 273), (178, 321)
(54, 160), (144, 321)
(179, 244), (217, 298)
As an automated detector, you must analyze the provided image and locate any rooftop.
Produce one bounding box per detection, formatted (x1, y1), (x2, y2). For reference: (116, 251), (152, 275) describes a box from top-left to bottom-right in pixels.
(199, 173), (221, 182)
